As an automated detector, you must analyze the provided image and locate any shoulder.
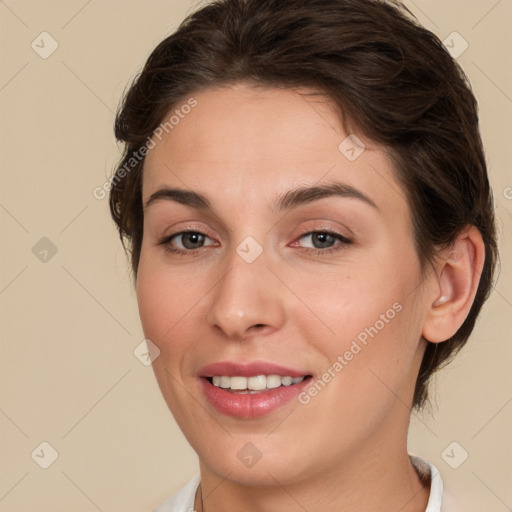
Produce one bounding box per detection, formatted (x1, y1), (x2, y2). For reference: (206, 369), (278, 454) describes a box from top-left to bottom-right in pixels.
(152, 474), (200, 512)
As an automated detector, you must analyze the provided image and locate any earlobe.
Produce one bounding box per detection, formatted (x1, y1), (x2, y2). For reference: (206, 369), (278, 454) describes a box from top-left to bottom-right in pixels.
(422, 226), (485, 343)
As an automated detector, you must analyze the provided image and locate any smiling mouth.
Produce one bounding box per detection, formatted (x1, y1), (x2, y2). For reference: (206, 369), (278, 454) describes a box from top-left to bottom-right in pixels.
(206, 374), (313, 394)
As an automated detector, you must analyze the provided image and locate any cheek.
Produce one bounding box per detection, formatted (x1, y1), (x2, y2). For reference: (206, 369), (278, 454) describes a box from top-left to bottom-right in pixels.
(290, 243), (424, 387)
(136, 253), (200, 356)
(291, 253), (417, 339)
(135, 254), (205, 414)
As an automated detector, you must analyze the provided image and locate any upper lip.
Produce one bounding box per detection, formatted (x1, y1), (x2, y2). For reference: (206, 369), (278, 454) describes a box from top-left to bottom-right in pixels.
(198, 361), (311, 378)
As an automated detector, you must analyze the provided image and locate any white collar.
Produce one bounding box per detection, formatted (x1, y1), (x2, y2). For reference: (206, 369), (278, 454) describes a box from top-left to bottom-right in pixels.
(410, 455), (444, 511)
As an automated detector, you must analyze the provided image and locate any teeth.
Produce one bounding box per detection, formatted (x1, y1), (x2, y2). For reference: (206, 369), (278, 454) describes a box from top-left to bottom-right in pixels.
(247, 375), (266, 390)
(266, 375), (282, 389)
(210, 374), (305, 391)
(230, 376), (247, 390)
(281, 376), (293, 386)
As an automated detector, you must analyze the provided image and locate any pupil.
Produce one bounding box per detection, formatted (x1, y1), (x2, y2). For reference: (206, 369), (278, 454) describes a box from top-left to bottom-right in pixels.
(313, 233), (334, 249)
(183, 232), (204, 249)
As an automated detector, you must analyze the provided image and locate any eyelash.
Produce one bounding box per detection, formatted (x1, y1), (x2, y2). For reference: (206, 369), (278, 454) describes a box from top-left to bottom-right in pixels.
(157, 228), (352, 257)
(157, 230), (217, 257)
(291, 229), (352, 255)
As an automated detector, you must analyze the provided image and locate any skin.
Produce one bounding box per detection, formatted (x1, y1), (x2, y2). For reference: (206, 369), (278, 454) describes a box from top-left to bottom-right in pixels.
(136, 84), (485, 511)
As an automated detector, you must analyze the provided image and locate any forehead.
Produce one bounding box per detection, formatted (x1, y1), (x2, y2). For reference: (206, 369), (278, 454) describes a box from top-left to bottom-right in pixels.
(148, 85), (342, 163)
(142, 84), (408, 217)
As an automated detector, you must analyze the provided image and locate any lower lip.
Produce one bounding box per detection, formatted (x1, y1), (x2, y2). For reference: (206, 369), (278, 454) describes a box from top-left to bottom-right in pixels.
(200, 377), (311, 419)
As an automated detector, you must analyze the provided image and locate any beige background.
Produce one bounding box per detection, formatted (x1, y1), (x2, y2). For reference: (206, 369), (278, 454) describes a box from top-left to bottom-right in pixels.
(0, 1), (510, 510)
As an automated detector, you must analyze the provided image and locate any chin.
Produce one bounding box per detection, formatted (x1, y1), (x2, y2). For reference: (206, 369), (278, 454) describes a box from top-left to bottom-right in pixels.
(203, 456), (308, 488)
(194, 434), (318, 488)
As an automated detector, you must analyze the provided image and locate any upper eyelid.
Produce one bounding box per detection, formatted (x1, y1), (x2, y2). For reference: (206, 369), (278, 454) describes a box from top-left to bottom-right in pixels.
(148, 204), (357, 238)
(165, 227), (348, 238)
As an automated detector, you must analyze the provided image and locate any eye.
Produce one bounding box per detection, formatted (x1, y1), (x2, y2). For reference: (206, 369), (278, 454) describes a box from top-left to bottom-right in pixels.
(173, 231), (209, 250)
(293, 230), (352, 252)
(158, 230), (217, 253)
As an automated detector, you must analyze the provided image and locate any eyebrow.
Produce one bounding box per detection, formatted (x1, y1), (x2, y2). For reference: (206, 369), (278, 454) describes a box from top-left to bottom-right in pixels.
(273, 182), (378, 212)
(143, 182), (378, 213)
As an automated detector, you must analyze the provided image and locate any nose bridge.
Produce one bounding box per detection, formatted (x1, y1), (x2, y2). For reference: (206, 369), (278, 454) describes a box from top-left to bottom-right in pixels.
(206, 241), (286, 340)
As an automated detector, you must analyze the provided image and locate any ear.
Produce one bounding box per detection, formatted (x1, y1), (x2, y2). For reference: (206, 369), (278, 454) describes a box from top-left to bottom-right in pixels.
(422, 226), (486, 343)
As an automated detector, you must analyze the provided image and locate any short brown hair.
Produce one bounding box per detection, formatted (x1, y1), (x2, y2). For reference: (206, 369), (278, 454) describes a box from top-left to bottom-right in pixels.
(110, 0), (498, 409)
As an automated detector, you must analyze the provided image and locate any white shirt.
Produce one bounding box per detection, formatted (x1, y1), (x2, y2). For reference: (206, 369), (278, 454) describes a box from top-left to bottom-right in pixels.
(153, 456), (457, 512)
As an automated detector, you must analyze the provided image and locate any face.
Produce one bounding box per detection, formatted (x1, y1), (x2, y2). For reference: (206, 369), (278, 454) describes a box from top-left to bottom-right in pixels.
(137, 84), (430, 487)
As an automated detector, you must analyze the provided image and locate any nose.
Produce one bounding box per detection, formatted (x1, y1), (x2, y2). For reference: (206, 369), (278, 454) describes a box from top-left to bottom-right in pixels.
(206, 247), (286, 341)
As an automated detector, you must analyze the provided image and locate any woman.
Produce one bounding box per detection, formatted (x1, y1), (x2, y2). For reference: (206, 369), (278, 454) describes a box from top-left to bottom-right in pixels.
(109, 0), (497, 510)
